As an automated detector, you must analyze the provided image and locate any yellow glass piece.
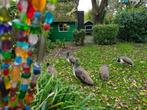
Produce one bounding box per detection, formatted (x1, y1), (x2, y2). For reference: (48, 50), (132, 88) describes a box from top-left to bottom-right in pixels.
(15, 47), (22, 56)
(0, 16), (4, 21)
(32, 0), (46, 12)
(11, 65), (21, 82)
(0, 7), (11, 22)
(4, 76), (11, 90)
(21, 49), (28, 59)
(1, 36), (11, 40)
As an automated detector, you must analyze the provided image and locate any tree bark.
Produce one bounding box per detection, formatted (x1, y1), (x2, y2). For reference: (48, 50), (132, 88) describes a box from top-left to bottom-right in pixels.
(37, 35), (45, 63)
(91, 0), (108, 24)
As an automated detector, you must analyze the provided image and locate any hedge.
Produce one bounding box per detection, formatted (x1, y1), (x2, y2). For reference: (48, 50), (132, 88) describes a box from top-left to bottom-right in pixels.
(115, 7), (147, 43)
(93, 24), (119, 45)
(73, 29), (85, 46)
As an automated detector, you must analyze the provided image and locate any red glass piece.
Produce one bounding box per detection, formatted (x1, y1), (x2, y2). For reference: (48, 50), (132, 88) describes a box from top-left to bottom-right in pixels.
(27, 0), (35, 19)
(3, 69), (9, 76)
(43, 23), (51, 31)
(23, 64), (30, 73)
(28, 51), (32, 57)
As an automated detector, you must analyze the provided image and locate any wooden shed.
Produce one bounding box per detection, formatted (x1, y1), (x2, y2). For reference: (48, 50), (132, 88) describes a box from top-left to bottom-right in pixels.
(49, 22), (77, 41)
(49, 2), (77, 42)
(84, 21), (93, 34)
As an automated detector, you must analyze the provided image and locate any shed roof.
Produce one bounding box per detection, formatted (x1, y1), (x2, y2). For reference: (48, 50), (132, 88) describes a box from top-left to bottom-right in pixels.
(84, 21), (93, 25)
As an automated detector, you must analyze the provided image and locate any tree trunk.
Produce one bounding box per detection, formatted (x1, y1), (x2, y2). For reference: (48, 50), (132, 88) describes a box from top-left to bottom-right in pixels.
(37, 35), (45, 63)
(91, 0), (108, 24)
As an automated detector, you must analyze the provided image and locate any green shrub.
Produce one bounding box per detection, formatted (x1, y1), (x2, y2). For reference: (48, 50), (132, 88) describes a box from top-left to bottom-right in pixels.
(93, 24), (119, 45)
(55, 39), (65, 48)
(73, 29), (85, 46)
(46, 39), (56, 51)
(115, 7), (147, 43)
(31, 73), (97, 110)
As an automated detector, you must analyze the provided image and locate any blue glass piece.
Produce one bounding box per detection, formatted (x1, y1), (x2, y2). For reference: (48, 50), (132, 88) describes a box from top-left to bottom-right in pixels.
(20, 84), (28, 92)
(25, 106), (30, 110)
(15, 56), (22, 65)
(33, 63), (41, 75)
(16, 41), (29, 49)
(34, 12), (41, 18)
(1, 64), (10, 69)
(27, 57), (32, 66)
(44, 12), (54, 24)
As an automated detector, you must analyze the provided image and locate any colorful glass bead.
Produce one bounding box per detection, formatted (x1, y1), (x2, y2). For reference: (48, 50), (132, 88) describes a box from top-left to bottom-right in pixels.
(18, 91), (26, 100)
(25, 94), (33, 104)
(27, 0), (35, 19)
(11, 65), (21, 82)
(16, 42), (29, 49)
(4, 76), (11, 90)
(43, 23), (51, 31)
(34, 12), (41, 18)
(1, 64), (10, 69)
(25, 105), (30, 110)
(32, 0), (46, 12)
(21, 73), (31, 79)
(23, 64), (30, 73)
(0, 7), (11, 22)
(26, 57), (32, 66)
(44, 12), (54, 24)
(30, 26), (41, 34)
(33, 63), (41, 75)
(3, 69), (9, 76)
(2, 51), (12, 60)
(15, 56), (22, 65)
(20, 84), (28, 92)
(12, 19), (30, 30)
(28, 34), (38, 46)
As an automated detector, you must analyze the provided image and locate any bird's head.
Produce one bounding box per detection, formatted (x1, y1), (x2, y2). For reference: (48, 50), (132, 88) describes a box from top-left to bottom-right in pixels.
(73, 59), (80, 68)
(46, 63), (51, 67)
(66, 52), (70, 57)
(117, 57), (121, 62)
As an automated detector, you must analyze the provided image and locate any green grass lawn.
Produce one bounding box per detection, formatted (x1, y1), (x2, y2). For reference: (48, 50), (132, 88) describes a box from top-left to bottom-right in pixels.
(40, 43), (147, 110)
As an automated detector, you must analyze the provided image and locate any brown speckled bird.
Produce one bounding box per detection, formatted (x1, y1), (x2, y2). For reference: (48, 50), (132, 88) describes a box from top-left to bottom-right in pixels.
(72, 60), (94, 86)
(66, 52), (77, 65)
(117, 56), (134, 66)
(99, 64), (109, 81)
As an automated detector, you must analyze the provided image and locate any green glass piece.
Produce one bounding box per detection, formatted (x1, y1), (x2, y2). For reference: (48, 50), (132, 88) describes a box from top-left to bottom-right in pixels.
(13, 22), (30, 30)
(30, 26), (41, 34)
(21, 73), (31, 79)
(2, 51), (12, 59)
(20, 13), (27, 24)
(18, 91), (26, 100)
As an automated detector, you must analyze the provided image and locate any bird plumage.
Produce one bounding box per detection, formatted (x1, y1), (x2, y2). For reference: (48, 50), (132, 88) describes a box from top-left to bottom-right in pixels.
(73, 60), (94, 86)
(99, 65), (109, 81)
(66, 52), (76, 65)
(117, 56), (134, 66)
